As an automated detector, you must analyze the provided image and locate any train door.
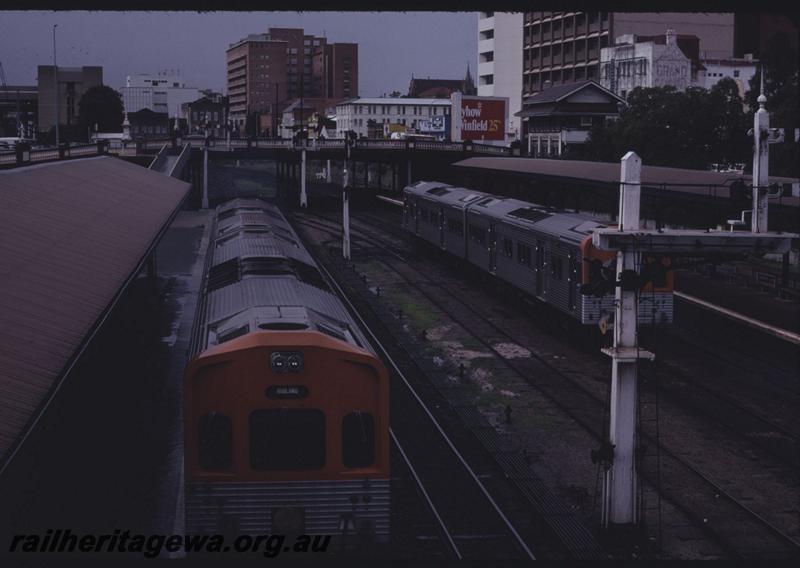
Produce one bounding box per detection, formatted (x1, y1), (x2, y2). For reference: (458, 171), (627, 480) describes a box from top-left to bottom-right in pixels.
(535, 240), (545, 296)
(568, 253), (578, 311)
(439, 207), (445, 249)
(411, 198), (419, 235)
(488, 223), (497, 273)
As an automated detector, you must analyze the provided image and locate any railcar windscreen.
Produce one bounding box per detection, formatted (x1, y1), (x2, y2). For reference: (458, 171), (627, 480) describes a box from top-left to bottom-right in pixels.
(249, 409), (326, 470)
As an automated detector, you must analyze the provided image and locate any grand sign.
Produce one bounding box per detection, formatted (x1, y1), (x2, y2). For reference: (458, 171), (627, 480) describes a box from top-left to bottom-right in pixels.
(450, 93), (508, 142)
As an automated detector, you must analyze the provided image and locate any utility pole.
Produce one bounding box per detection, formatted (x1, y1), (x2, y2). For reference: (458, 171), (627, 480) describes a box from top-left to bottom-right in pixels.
(53, 24), (59, 148)
(342, 134), (352, 260)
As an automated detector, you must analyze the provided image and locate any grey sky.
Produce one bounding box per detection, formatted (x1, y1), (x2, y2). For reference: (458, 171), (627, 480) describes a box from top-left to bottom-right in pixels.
(0, 11), (478, 97)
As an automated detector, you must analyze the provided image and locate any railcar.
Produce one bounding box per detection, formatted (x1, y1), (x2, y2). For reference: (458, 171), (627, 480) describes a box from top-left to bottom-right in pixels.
(402, 181), (673, 325)
(184, 198), (390, 545)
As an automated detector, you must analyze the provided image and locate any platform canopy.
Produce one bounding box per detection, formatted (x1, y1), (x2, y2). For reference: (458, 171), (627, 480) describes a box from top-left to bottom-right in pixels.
(0, 156), (189, 470)
(452, 156), (799, 206)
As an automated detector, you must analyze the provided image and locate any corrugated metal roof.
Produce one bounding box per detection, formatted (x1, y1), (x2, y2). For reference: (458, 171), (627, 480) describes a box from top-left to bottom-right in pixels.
(452, 157), (800, 205)
(205, 278), (352, 328)
(0, 156), (189, 468)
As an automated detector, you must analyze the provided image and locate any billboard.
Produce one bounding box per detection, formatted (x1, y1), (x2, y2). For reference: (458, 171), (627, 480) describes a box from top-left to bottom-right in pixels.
(450, 93), (508, 142)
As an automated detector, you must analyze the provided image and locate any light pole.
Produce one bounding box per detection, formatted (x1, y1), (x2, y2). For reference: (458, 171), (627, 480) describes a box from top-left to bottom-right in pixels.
(53, 24), (59, 147)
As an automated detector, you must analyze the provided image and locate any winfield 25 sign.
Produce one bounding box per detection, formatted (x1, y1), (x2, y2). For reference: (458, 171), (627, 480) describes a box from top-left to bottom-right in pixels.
(450, 93), (509, 142)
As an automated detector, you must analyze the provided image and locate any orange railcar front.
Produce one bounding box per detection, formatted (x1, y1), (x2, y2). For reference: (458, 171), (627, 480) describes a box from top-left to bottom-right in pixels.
(184, 331), (390, 540)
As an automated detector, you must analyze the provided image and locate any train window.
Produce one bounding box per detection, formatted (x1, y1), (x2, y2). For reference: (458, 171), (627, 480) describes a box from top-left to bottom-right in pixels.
(551, 256), (564, 279)
(217, 209), (237, 221)
(217, 324), (250, 344)
(199, 413), (232, 470)
(446, 218), (463, 235)
(517, 243), (532, 266)
(502, 238), (513, 258)
(468, 224), (486, 245)
(342, 412), (375, 468)
(208, 258), (241, 291)
(250, 409), (326, 470)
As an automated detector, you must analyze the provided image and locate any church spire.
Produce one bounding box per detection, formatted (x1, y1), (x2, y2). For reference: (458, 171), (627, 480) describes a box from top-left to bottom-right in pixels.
(464, 62), (475, 95)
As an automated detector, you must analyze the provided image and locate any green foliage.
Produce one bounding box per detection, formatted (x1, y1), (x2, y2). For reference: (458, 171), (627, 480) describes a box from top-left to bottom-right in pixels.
(744, 32), (798, 177)
(77, 85), (123, 138)
(583, 81), (752, 170)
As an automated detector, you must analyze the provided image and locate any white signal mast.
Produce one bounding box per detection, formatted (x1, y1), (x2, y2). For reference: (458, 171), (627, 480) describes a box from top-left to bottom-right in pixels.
(594, 74), (795, 530)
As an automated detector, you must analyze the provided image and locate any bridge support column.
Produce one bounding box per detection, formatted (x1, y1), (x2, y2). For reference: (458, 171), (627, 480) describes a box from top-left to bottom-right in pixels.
(392, 163), (397, 191)
(202, 147), (209, 209)
(377, 162), (382, 191)
(326, 159), (331, 183)
(300, 149), (307, 208)
(364, 161), (368, 188)
(407, 161), (412, 186)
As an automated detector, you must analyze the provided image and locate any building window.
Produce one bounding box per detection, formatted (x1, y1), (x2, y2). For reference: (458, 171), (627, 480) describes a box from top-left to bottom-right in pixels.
(581, 116), (593, 127)
(733, 69), (740, 77)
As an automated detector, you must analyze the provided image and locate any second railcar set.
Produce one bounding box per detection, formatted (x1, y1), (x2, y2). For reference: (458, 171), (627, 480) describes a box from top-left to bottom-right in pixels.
(402, 181), (674, 326)
(183, 198), (390, 544)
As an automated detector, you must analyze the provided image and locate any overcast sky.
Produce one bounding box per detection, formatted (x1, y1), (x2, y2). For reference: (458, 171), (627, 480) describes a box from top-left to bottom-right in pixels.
(0, 11), (478, 97)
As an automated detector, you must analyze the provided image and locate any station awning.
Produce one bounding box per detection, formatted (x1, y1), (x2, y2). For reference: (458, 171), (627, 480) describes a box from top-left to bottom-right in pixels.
(0, 156), (190, 471)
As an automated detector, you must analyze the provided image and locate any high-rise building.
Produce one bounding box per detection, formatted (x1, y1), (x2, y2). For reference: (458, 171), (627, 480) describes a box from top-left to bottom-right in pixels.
(521, 12), (735, 97)
(226, 28), (358, 136)
(519, 12), (736, 140)
(478, 11), (523, 139)
(36, 65), (103, 133)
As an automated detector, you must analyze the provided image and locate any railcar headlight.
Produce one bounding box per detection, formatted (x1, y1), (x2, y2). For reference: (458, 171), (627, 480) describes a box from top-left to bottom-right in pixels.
(271, 351), (303, 373)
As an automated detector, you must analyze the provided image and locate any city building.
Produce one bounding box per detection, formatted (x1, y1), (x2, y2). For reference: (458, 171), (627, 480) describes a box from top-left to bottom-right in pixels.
(120, 71), (199, 119)
(0, 85), (38, 139)
(36, 65), (103, 133)
(600, 30), (758, 101)
(334, 98), (452, 139)
(226, 27), (358, 136)
(516, 80), (624, 157)
(522, 12), (735, 98)
(698, 56), (758, 99)
(278, 98), (340, 138)
(182, 94), (229, 138)
(314, 42), (358, 99)
(733, 13), (798, 58)
(407, 68), (476, 98)
(477, 11), (523, 139)
(519, 12), (736, 141)
(125, 108), (169, 138)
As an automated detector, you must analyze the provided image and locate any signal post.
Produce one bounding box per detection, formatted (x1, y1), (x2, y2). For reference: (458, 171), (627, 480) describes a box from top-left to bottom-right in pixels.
(595, 81), (795, 533)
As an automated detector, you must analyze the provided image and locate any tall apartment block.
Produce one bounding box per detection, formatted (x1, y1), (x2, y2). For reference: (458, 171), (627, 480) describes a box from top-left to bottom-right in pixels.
(226, 27), (358, 136)
(521, 12), (735, 97)
(478, 11), (523, 139)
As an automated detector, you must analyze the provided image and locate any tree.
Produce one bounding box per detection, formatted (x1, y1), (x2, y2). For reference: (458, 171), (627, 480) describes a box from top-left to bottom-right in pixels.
(78, 85), (124, 138)
(582, 83), (750, 170)
(744, 32), (798, 177)
(389, 90), (402, 98)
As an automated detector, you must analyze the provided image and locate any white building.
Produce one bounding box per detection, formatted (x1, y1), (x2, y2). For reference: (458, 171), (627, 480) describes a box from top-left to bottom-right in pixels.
(120, 70), (199, 118)
(600, 30), (697, 99)
(698, 56), (758, 100)
(334, 98), (452, 139)
(601, 30), (758, 101)
(477, 12), (523, 140)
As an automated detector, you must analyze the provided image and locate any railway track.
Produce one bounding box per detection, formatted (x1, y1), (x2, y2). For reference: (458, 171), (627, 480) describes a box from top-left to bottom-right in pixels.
(292, 207), (800, 559)
(298, 221), (542, 561)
